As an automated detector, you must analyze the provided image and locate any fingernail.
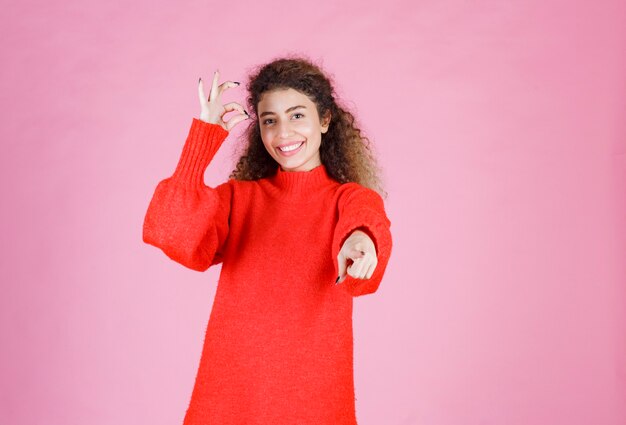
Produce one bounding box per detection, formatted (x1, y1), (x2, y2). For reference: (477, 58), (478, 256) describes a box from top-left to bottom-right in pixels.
(335, 276), (341, 284)
(244, 109), (249, 116)
(199, 77), (201, 83)
(234, 81), (241, 85)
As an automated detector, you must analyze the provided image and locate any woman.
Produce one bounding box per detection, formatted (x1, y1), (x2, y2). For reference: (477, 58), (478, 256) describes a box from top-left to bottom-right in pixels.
(143, 55), (393, 424)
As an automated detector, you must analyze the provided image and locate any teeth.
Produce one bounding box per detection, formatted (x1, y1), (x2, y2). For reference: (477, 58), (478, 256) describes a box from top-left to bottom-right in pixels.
(279, 142), (303, 152)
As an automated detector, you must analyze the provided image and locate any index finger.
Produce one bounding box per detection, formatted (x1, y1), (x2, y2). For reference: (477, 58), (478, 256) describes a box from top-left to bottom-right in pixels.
(198, 77), (207, 104)
(209, 69), (220, 102)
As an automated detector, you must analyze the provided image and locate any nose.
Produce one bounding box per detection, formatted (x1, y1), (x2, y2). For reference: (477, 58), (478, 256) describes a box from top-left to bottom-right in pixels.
(278, 120), (294, 138)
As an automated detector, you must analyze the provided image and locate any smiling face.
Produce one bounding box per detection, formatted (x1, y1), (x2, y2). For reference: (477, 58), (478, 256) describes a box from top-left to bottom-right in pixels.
(257, 87), (331, 172)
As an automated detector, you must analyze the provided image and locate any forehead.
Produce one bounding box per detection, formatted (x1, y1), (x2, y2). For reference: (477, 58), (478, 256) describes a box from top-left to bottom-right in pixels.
(257, 87), (315, 111)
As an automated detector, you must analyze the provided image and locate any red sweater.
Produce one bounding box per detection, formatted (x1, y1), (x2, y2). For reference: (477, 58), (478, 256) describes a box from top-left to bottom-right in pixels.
(143, 118), (393, 424)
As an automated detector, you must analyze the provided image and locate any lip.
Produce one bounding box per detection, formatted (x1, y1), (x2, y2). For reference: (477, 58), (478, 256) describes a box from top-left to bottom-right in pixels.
(276, 141), (305, 157)
(276, 140), (305, 149)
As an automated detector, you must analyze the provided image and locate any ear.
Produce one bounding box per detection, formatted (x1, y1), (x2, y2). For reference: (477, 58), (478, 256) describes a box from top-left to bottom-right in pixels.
(321, 110), (331, 134)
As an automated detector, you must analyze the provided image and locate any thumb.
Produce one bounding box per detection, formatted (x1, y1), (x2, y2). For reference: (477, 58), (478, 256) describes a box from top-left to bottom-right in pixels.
(347, 247), (366, 261)
(224, 113), (249, 131)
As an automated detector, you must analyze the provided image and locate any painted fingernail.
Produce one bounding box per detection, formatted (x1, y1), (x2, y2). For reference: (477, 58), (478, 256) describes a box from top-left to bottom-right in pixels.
(335, 276), (341, 284)
(199, 77), (201, 83)
(234, 81), (241, 85)
(244, 109), (249, 116)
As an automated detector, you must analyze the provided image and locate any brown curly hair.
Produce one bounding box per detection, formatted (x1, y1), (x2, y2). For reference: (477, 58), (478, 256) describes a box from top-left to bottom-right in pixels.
(228, 54), (387, 198)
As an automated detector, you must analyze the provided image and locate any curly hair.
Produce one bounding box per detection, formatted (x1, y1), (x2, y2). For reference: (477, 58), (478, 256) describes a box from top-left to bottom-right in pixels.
(229, 54), (387, 198)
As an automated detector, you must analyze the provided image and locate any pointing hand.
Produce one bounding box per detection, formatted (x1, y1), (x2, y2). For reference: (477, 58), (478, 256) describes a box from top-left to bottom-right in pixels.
(336, 229), (378, 284)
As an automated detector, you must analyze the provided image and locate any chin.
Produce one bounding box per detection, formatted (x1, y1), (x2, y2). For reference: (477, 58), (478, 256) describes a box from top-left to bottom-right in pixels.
(279, 163), (302, 172)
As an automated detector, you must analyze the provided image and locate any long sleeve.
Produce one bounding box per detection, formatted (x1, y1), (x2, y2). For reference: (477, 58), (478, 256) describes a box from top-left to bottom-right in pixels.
(332, 183), (393, 297)
(142, 118), (232, 272)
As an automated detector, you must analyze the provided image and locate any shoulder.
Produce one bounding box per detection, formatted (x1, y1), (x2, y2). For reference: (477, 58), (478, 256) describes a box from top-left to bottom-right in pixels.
(335, 182), (386, 208)
(217, 177), (254, 190)
(216, 177), (261, 199)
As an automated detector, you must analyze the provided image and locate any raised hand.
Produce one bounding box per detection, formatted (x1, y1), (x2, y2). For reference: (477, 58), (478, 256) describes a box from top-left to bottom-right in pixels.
(198, 69), (250, 131)
(336, 229), (378, 284)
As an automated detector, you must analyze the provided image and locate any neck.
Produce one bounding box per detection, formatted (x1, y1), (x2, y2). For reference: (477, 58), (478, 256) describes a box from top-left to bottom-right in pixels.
(267, 163), (337, 196)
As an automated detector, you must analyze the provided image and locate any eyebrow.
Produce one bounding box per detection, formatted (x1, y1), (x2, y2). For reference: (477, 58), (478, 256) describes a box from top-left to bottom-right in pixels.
(259, 105), (306, 118)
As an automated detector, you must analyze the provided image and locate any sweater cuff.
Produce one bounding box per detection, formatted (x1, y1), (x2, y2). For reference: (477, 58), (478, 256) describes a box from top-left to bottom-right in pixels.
(172, 118), (229, 185)
(333, 208), (387, 258)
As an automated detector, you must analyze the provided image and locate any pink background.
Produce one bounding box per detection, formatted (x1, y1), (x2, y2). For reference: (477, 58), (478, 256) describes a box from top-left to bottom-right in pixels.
(1, 1), (625, 424)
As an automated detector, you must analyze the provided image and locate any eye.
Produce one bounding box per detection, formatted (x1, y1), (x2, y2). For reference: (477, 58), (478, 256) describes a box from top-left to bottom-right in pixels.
(262, 118), (275, 125)
(293, 113), (304, 119)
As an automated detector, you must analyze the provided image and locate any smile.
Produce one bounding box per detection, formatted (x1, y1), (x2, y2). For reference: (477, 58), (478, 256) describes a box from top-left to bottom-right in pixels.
(276, 141), (305, 157)
(278, 142), (304, 152)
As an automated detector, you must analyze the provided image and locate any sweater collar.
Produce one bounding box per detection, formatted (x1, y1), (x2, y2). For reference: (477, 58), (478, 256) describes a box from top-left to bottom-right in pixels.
(268, 163), (336, 194)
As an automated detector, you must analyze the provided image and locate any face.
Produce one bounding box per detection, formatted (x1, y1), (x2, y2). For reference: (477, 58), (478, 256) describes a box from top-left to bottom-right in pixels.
(257, 87), (331, 172)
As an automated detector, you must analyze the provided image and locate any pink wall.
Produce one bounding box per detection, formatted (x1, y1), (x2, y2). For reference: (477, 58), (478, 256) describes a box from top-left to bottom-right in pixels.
(1, 1), (625, 424)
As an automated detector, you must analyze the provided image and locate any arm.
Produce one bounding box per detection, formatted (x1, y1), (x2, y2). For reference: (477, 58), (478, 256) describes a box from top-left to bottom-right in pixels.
(142, 118), (232, 271)
(331, 184), (393, 297)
